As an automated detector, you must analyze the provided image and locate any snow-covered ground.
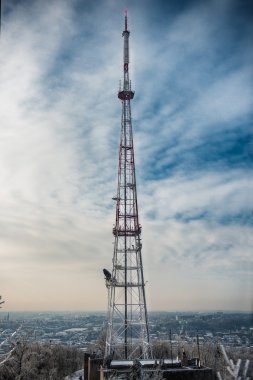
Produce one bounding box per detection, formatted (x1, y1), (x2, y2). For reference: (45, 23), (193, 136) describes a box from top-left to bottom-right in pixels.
(64, 369), (84, 380)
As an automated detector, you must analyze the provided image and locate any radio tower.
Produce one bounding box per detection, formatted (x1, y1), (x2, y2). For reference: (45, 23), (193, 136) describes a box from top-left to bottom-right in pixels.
(104, 10), (151, 362)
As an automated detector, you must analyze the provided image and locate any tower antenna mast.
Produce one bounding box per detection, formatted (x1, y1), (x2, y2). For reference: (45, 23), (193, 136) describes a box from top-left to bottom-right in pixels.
(104, 10), (151, 362)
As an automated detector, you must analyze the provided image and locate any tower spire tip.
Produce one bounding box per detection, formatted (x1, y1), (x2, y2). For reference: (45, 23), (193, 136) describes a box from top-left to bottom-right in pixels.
(124, 9), (128, 31)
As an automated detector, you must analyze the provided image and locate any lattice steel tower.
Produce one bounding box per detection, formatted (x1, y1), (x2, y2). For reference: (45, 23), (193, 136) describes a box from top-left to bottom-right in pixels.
(104, 10), (151, 362)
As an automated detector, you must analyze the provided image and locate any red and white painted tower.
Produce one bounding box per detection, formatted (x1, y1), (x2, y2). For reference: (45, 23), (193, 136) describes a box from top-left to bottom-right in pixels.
(104, 11), (151, 362)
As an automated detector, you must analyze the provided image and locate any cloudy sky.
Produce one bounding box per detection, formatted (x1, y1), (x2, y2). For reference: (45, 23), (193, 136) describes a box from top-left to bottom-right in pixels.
(0, 0), (252, 312)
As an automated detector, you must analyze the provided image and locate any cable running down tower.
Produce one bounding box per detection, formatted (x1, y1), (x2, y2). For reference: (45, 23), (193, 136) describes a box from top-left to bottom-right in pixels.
(104, 10), (150, 362)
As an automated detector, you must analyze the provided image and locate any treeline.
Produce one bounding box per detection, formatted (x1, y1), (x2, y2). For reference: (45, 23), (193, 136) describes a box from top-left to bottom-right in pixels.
(1, 338), (251, 379)
(0, 341), (83, 380)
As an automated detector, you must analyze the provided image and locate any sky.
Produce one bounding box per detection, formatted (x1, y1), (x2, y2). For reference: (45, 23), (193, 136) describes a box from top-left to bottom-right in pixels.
(0, 0), (252, 312)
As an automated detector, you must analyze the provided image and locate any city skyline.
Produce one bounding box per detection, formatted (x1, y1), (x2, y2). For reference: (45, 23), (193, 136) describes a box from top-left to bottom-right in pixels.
(0, 0), (252, 312)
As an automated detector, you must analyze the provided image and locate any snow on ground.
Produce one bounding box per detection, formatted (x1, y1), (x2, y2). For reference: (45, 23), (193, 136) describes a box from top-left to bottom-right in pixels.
(64, 369), (84, 380)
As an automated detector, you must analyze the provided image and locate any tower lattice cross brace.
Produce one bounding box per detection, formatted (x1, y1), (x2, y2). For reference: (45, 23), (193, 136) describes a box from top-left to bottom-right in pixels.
(104, 11), (151, 362)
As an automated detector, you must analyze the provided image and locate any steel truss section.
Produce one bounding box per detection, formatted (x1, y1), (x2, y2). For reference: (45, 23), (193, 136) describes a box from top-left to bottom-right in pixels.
(104, 11), (151, 363)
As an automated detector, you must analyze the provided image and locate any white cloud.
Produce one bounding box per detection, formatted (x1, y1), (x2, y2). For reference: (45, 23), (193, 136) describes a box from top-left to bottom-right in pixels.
(141, 169), (253, 221)
(0, 0), (252, 311)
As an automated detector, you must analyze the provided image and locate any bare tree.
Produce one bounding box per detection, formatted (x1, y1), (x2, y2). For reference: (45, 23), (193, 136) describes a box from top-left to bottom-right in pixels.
(0, 341), (83, 380)
(217, 344), (252, 380)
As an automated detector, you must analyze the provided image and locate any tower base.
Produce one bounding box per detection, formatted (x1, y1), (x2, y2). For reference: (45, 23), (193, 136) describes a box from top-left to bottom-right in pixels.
(99, 359), (215, 380)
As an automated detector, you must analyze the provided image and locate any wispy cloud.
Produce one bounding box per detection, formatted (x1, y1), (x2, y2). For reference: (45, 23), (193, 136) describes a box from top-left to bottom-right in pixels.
(0, 0), (252, 311)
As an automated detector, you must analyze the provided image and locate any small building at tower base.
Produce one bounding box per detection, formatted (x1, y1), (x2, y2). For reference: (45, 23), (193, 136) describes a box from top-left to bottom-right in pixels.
(84, 354), (215, 380)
